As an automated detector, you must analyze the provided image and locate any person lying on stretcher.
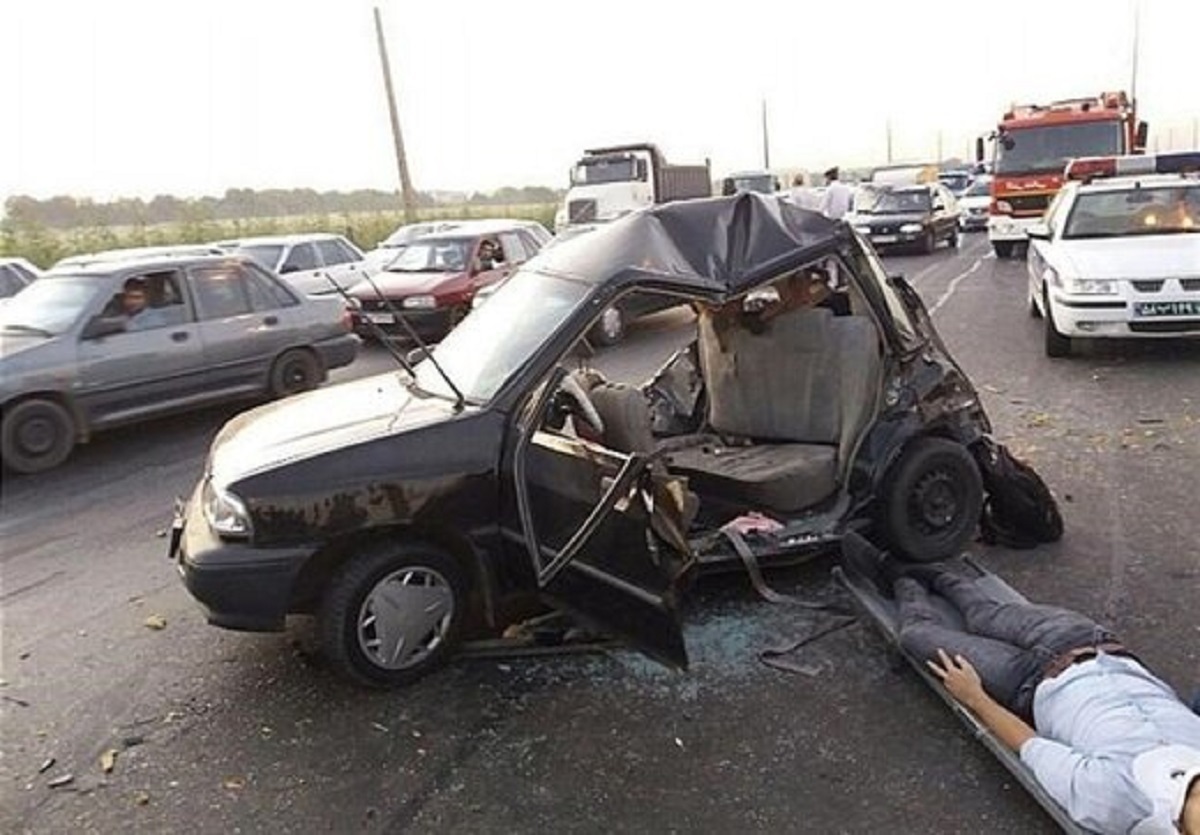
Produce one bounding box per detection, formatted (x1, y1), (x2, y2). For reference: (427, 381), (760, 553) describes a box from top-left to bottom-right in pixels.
(842, 532), (1200, 835)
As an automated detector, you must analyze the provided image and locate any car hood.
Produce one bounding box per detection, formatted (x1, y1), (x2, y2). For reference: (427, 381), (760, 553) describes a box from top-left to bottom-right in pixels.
(348, 270), (464, 297)
(208, 372), (460, 485)
(959, 195), (990, 210)
(0, 331), (56, 361)
(1054, 236), (1200, 279)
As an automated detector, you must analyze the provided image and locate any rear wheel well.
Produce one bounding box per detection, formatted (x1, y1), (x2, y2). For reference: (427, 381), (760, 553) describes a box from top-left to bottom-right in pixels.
(290, 524), (492, 626)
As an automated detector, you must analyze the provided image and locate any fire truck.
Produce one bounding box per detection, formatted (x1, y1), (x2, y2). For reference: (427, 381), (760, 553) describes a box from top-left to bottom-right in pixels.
(977, 91), (1148, 258)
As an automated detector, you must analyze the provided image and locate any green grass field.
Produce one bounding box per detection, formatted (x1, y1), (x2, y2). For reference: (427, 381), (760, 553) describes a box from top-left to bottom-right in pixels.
(1, 203), (558, 269)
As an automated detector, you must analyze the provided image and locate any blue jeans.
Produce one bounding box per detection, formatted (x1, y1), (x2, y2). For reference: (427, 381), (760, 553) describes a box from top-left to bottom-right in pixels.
(896, 574), (1119, 721)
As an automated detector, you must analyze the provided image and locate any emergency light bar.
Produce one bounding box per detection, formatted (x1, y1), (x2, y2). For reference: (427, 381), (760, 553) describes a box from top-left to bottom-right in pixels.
(1066, 151), (1200, 182)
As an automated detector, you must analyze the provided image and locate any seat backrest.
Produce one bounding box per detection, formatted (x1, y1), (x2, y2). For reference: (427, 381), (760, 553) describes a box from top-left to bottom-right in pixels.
(830, 314), (884, 466)
(698, 306), (841, 443)
(588, 382), (656, 454)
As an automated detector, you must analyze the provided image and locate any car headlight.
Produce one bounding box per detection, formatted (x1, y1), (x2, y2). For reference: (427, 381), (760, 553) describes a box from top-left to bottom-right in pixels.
(202, 479), (252, 538)
(402, 295), (438, 310)
(854, 225), (872, 235)
(1064, 277), (1118, 295)
(900, 223), (923, 234)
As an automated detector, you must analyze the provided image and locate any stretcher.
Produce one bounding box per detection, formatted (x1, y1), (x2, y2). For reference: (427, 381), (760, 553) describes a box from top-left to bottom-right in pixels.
(833, 558), (1091, 835)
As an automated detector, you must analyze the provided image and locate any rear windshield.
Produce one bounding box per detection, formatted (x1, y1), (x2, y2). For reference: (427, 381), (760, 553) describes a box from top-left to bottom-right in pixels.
(234, 245), (284, 270)
(1063, 185), (1200, 239)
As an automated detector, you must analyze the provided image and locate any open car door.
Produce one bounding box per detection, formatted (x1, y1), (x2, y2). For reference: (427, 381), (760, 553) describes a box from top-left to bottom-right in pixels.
(505, 367), (689, 669)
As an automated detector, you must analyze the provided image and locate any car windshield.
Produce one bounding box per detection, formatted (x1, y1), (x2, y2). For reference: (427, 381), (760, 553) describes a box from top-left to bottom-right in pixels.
(572, 156), (638, 186)
(1062, 185), (1200, 239)
(413, 270), (591, 403)
(0, 276), (107, 335)
(857, 189), (931, 214)
(729, 175), (775, 194)
(235, 245), (284, 270)
(381, 224), (439, 249)
(994, 121), (1123, 175)
(387, 239), (472, 272)
(939, 174), (970, 192)
(963, 179), (992, 198)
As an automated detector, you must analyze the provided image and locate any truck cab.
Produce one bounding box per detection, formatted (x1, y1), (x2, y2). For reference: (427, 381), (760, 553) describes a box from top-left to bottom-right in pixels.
(555, 143), (711, 233)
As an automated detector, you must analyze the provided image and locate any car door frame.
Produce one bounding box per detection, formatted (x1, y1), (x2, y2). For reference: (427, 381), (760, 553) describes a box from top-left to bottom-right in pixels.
(500, 363), (689, 668)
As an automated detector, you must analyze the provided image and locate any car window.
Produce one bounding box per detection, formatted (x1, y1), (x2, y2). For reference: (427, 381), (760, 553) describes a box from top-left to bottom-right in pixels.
(499, 232), (529, 264)
(235, 244), (284, 271)
(0, 265), (24, 296)
(243, 262), (300, 308)
(107, 269), (189, 331)
(316, 239), (350, 267)
(1043, 188), (1071, 233)
(190, 266), (252, 319)
(333, 237), (363, 261)
(517, 229), (543, 256)
(281, 243), (320, 273)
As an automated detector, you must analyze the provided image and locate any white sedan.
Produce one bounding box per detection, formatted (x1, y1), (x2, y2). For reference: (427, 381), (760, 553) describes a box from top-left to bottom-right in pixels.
(1027, 152), (1200, 357)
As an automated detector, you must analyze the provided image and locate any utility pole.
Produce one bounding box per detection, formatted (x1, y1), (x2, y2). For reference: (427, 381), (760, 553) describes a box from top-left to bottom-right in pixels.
(1192, 118), (1198, 147)
(374, 6), (417, 223)
(761, 99), (771, 170)
(936, 130), (943, 164)
(1130, 0), (1141, 110)
(886, 119), (894, 164)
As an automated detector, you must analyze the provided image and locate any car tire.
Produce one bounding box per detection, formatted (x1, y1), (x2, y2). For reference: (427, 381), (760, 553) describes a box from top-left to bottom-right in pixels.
(921, 229), (936, 254)
(948, 227), (960, 248)
(269, 349), (322, 398)
(320, 542), (467, 688)
(1043, 289), (1071, 358)
(1028, 288), (1042, 319)
(1, 398), (76, 474)
(993, 241), (1014, 259)
(879, 437), (983, 563)
(589, 306), (626, 347)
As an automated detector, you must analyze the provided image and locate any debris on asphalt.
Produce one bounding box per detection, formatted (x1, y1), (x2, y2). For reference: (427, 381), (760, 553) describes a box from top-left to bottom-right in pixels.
(38, 757), (56, 774)
(155, 529), (167, 538)
(18, 650), (31, 660)
(134, 791), (151, 806)
(2, 694), (31, 708)
(370, 722), (389, 733)
(47, 774), (74, 789)
(674, 737), (685, 749)
(143, 615), (167, 630)
(100, 749), (118, 774)
(222, 776), (245, 791)
(122, 734), (145, 749)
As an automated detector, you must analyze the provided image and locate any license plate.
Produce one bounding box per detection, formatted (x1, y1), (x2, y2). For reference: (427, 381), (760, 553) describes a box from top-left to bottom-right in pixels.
(366, 311), (395, 324)
(872, 235), (898, 244)
(1133, 301), (1200, 318)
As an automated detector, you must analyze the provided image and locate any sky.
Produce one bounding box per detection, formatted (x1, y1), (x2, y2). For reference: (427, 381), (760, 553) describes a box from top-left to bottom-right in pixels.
(2, 0), (1198, 202)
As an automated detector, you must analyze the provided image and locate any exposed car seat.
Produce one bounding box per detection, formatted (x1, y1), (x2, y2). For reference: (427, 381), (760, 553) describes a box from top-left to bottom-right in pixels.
(665, 306), (883, 514)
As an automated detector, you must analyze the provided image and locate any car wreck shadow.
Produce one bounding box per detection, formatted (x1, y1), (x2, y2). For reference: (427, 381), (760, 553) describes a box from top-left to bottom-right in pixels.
(1067, 336), (1200, 362)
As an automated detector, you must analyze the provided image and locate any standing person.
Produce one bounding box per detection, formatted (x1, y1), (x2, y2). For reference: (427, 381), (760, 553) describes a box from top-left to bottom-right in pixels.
(841, 533), (1200, 835)
(820, 166), (853, 220)
(787, 173), (820, 211)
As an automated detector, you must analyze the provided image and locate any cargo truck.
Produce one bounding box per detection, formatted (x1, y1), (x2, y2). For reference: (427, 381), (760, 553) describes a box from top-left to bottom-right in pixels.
(554, 143), (711, 232)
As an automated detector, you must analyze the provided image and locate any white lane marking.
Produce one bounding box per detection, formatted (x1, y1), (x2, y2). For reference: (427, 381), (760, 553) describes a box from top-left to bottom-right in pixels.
(929, 256), (984, 317)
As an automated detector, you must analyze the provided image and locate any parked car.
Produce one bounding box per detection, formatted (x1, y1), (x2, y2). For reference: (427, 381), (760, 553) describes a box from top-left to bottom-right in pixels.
(346, 220), (547, 341)
(0, 254), (359, 473)
(0, 257), (41, 299)
(215, 234), (370, 296)
(53, 245), (226, 270)
(851, 182), (961, 253)
(170, 193), (994, 687)
(958, 175), (993, 232)
(1027, 151), (1200, 357)
(363, 221), (464, 270)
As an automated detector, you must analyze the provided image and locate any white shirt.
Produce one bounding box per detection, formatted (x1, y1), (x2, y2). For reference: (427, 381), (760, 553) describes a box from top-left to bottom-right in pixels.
(788, 187), (820, 211)
(1018, 653), (1200, 834)
(820, 180), (853, 219)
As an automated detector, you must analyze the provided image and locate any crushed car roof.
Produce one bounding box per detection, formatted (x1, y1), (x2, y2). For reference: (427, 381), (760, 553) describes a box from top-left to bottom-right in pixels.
(533, 193), (847, 297)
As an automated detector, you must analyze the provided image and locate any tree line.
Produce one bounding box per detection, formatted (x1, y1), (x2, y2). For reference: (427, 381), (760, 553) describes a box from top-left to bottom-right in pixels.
(4, 186), (563, 230)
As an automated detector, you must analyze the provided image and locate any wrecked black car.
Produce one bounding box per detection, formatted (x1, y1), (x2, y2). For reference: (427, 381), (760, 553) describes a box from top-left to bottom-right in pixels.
(170, 193), (993, 687)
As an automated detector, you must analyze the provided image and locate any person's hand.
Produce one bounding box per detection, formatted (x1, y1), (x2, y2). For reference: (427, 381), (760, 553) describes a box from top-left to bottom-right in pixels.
(927, 648), (987, 710)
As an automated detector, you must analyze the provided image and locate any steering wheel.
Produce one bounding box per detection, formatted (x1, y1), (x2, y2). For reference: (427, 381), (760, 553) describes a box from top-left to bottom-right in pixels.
(558, 373), (606, 438)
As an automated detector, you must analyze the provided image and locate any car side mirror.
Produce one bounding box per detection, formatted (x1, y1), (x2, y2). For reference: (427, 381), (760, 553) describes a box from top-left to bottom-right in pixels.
(887, 273), (910, 290)
(279, 263), (299, 274)
(1027, 223), (1052, 241)
(81, 315), (127, 340)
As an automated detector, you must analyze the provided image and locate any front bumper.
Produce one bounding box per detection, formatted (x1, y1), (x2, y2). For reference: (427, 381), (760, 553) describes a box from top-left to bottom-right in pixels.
(862, 229), (925, 248)
(171, 495), (314, 632)
(959, 211), (988, 231)
(988, 215), (1037, 242)
(351, 307), (457, 342)
(1048, 293), (1200, 339)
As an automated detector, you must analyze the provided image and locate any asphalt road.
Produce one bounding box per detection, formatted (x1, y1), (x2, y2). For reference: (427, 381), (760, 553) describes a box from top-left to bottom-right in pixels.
(3, 233), (1198, 833)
